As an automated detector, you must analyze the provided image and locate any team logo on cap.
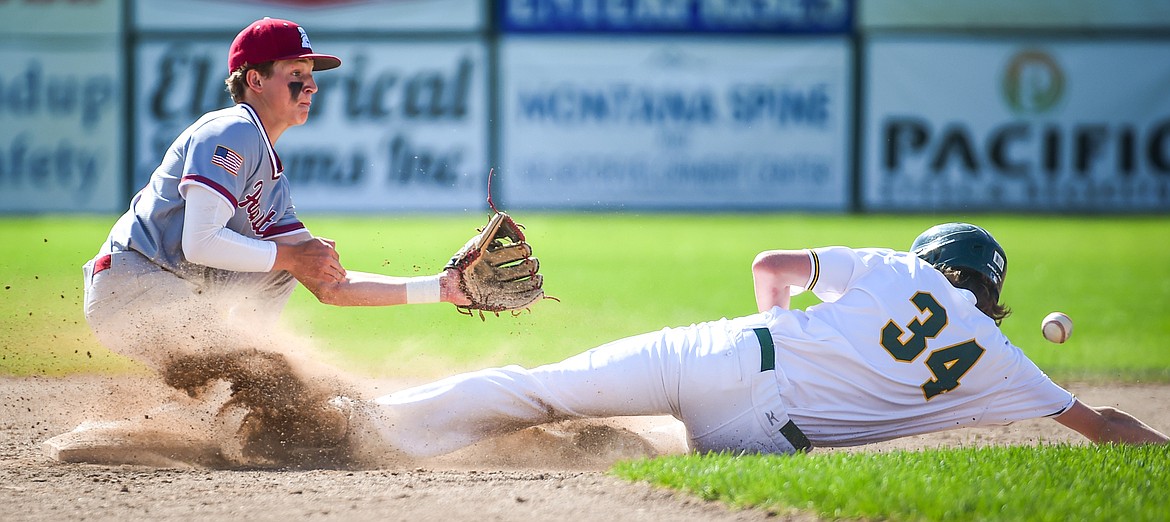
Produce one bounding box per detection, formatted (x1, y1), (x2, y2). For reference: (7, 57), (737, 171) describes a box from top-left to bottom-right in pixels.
(298, 27), (312, 49)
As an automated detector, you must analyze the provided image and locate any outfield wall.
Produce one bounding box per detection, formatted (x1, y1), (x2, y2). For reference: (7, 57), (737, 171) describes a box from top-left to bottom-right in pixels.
(499, 36), (851, 211)
(862, 38), (1170, 212)
(0, 0), (125, 213)
(2, 0), (1168, 214)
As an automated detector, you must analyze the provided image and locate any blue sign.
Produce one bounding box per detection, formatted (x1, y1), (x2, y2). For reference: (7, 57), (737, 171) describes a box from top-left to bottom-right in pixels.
(502, 0), (853, 34)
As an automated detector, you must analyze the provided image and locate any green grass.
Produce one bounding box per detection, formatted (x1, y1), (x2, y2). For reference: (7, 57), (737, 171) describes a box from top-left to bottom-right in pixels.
(613, 445), (1170, 521)
(2, 213), (1169, 521)
(283, 213), (1170, 381)
(0, 216), (130, 375)
(2, 214), (1169, 379)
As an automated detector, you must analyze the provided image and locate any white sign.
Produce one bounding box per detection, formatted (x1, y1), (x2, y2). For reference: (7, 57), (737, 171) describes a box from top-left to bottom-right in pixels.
(864, 37), (1170, 212)
(500, 36), (851, 210)
(0, 47), (123, 212)
(135, 0), (482, 31)
(503, 0), (852, 33)
(134, 38), (488, 212)
(0, 0), (120, 36)
(860, 0), (1170, 30)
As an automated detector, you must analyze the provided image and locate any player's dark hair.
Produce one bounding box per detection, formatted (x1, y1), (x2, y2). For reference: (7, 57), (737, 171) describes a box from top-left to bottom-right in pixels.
(225, 62), (276, 103)
(940, 265), (1011, 325)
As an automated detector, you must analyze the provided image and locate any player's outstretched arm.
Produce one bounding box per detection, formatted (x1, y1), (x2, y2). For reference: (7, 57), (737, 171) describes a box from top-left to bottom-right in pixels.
(751, 250), (812, 312)
(1054, 399), (1170, 445)
(300, 267), (471, 307)
(268, 231), (472, 307)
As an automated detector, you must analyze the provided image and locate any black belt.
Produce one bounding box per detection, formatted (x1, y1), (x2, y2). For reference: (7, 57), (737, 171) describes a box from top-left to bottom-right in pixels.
(752, 327), (812, 452)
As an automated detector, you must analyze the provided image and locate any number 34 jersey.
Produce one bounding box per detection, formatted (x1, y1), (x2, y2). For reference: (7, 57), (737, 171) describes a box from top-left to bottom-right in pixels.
(769, 246), (1074, 447)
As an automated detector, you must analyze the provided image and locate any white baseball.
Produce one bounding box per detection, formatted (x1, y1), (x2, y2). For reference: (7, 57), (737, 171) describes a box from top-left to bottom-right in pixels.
(1041, 312), (1073, 344)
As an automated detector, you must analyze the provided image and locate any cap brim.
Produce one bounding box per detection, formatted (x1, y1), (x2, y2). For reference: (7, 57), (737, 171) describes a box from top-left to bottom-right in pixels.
(273, 53), (341, 71)
(306, 54), (341, 71)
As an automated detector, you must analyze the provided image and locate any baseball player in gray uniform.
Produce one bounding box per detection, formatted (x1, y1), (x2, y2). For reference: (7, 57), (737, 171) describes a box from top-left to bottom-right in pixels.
(339, 223), (1167, 461)
(52, 18), (473, 462)
(82, 17), (470, 372)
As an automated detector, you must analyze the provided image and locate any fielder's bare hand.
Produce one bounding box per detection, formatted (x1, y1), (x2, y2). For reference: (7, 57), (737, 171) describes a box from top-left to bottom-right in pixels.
(441, 267), (473, 307)
(275, 237), (346, 284)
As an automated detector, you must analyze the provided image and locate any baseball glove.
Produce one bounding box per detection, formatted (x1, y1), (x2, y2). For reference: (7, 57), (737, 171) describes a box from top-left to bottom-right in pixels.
(445, 210), (544, 317)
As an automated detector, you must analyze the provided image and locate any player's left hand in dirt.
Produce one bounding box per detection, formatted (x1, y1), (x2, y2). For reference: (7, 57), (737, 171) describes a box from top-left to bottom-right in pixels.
(445, 210), (545, 318)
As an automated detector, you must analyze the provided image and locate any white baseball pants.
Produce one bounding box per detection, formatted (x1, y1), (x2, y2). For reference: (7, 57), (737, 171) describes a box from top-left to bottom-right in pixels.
(82, 250), (296, 370)
(363, 313), (807, 457)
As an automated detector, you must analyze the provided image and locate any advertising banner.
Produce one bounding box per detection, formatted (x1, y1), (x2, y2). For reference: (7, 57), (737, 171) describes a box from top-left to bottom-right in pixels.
(500, 36), (851, 210)
(0, 0), (124, 213)
(134, 38), (488, 212)
(0, 0), (120, 36)
(0, 46), (123, 213)
(502, 0), (852, 33)
(860, 0), (1170, 30)
(864, 37), (1170, 212)
(135, 0), (483, 32)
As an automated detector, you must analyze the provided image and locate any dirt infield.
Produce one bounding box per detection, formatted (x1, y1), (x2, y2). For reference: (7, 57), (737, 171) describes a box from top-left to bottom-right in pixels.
(2, 375), (1168, 521)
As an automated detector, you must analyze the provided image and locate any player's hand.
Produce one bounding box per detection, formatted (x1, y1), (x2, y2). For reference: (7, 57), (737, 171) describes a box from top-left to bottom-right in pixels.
(440, 267), (472, 306)
(276, 237), (346, 284)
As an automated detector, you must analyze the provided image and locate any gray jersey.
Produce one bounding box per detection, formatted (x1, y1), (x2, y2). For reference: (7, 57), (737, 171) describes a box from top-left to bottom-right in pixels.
(100, 103), (304, 290)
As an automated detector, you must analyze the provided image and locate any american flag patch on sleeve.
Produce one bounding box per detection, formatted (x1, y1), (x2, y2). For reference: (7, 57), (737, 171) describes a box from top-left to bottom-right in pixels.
(211, 145), (244, 176)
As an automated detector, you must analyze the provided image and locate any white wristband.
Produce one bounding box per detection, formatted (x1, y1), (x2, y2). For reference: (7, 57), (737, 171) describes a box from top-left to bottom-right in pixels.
(405, 275), (442, 304)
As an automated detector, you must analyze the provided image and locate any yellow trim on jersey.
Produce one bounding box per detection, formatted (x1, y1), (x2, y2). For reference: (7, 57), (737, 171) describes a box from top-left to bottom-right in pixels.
(807, 249), (821, 291)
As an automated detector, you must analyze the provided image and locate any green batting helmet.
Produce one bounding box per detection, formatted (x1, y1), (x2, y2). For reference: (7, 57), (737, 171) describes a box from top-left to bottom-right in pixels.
(911, 223), (1008, 294)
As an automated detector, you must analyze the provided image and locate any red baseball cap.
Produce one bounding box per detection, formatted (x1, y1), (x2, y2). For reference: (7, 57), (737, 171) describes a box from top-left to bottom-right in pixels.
(228, 17), (341, 74)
